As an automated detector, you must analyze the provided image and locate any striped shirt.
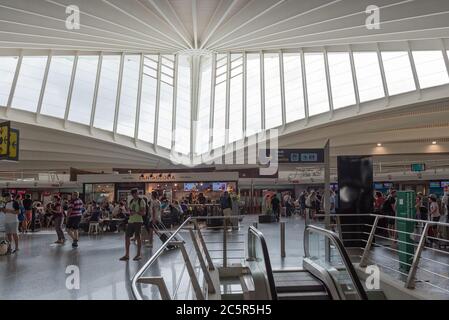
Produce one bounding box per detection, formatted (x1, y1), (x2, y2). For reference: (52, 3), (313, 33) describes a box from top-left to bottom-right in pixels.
(69, 198), (84, 217)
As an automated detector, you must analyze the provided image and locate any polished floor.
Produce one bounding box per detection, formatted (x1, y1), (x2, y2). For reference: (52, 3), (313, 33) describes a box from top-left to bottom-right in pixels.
(0, 215), (306, 300)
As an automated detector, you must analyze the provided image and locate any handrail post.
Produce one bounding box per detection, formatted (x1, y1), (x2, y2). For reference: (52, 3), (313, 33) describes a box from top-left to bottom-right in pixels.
(193, 220), (215, 270)
(280, 221), (286, 258)
(359, 216), (380, 268)
(406, 222), (430, 289)
(223, 218), (227, 268)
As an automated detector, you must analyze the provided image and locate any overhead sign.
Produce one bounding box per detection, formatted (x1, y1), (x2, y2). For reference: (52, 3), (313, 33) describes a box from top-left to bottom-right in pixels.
(0, 121), (20, 162)
(411, 163), (425, 172)
(8, 129), (19, 161)
(0, 121), (10, 159)
(277, 149), (325, 164)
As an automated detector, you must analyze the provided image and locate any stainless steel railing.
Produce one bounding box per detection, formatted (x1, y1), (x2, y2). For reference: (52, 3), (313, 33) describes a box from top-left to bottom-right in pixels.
(131, 215), (246, 300)
(313, 213), (449, 297)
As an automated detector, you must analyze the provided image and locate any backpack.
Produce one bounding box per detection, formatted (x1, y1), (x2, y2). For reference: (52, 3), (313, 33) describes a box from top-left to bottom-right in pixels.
(381, 197), (392, 213)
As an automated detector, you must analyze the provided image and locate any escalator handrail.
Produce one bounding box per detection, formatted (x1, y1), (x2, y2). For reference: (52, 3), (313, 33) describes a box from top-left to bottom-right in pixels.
(248, 226), (278, 300)
(304, 225), (368, 300)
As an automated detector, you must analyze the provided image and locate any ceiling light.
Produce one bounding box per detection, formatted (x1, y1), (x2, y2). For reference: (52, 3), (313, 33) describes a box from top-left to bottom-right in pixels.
(377, 143), (382, 147)
(432, 141), (437, 145)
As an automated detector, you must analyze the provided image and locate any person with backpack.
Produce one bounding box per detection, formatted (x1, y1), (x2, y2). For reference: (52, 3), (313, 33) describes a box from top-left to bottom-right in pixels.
(120, 188), (146, 261)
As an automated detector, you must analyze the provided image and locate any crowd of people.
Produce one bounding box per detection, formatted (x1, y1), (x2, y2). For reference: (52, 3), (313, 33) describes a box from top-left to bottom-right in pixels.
(0, 188), (237, 260)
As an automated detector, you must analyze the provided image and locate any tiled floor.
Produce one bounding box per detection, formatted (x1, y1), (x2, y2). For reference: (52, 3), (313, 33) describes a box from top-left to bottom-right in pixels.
(0, 215), (306, 300)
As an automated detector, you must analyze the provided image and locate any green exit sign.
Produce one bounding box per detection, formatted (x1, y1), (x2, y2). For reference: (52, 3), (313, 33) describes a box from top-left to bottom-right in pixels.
(411, 163), (426, 172)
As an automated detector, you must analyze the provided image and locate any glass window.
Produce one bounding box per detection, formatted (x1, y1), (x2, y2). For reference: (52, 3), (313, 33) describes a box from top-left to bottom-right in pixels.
(413, 51), (449, 89)
(264, 53), (282, 129)
(40, 56), (74, 118)
(229, 54), (243, 142)
(328, 52), (356, 109)
(174, 55), (191, 154)
(246, 53), (262, 136)
(381, 51), (415, 96)
(94, 55), (121, 131)
(12, 56), (47, 112)
(353, 52), (385, 102)
(196, 56), (212, 154)
(138, 55), (158, 143)
(157, 55), (175, 149)
(157, 83), (174, 149)
(68, 56), (99, 124)
(283, 53), (305, 122)
(305, 53), (329, 116)
(0, 56), (18, 106)
(213, 54), (227, 149)
(117, 55), (141, 137)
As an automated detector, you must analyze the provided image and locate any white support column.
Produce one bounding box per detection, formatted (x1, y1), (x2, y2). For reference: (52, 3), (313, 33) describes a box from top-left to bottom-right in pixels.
(153, 54), (163, 148)
(279, 50), (286, 130)
(225, 52), (231, 147)
(6, 51), (23, 115)
(376, 43), (389, 104)
(36, 50), (53, 121)
(440, 39), (449, 79)
(209, 53), (217, 152)
(134, 53), (144, 145)
(260, 51), (266, 130)
(300, 49), (309, 126)
(190, 55), (198, 160)
(64, 52), (79, 128)
(323, 47), (334, 120)
(348, 45), (361, 112)
(90, 52), (103, 134)
(407, 41), (421, 99)
(171, 55), (179, 151)
(242, 52), (247, 140)
(113, 53), (125, 140)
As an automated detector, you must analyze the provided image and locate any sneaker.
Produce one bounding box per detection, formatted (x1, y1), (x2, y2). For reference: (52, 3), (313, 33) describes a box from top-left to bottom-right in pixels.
(72, 241), (78, 248)
(119, 256), (129, 261)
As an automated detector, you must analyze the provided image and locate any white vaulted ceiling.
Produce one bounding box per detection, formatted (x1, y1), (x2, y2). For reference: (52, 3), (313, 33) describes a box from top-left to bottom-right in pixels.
(0, 0), (449, 52)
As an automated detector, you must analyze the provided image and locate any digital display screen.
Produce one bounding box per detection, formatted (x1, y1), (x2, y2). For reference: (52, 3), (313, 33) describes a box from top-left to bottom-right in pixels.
(374, 183), (383, 189)
(183, 183), (197, 191)
(383, 183), (393, 188)
(430, 182), (441, 188)
(213, 182), (227, 192)
(441, 181), (449, 188)
(411, 163), (426, 172)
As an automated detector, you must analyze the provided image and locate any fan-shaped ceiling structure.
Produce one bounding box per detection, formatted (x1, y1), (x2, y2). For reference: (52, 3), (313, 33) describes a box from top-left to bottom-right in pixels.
(1, 0), (449, 171)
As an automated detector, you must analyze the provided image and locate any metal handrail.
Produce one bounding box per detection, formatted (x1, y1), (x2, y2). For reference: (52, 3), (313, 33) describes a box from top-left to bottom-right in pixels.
(304, 225), (369, 300)
(247, 226), (278, 300)
(312, 213), (449, 294)
(131, 217), (193, 300)
(131, 215), (245, 300)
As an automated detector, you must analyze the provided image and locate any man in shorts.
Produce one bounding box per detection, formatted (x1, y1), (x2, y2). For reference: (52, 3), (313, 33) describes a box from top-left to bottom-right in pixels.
(67, 192), (84, 248)
(120, 188), (146, 261)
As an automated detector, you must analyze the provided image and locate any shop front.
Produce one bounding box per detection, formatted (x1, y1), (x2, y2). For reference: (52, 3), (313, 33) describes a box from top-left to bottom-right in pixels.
(77, 172), (239, 204)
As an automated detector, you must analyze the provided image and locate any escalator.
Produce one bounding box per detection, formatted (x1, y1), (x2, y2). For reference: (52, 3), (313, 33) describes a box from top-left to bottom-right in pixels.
(246, 224), (368, 300)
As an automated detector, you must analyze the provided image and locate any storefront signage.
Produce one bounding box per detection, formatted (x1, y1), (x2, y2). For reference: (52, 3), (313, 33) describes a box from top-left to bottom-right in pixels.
(78, 172), (239, 183)
(260, 148), (324, 164)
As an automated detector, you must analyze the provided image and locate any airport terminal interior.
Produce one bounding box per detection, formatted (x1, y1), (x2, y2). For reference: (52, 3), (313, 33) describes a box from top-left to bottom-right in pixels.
(2, 0), (449, 301)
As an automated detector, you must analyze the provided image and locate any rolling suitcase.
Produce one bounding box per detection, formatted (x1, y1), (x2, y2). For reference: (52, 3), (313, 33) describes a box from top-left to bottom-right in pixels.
(152, 221), (184, 250)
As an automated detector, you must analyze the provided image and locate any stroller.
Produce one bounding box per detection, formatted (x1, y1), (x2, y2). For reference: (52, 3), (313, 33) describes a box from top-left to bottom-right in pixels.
(152, 221), (184, 251)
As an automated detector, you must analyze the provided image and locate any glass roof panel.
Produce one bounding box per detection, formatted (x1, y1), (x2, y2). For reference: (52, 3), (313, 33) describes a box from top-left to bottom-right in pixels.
(413, 51), (449, 89)
(381, 51), (415, 96)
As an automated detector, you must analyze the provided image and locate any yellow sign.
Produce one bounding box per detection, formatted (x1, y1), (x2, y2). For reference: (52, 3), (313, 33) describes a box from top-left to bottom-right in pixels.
(9, 129), (19, 161)
(0, 121), (10, 158)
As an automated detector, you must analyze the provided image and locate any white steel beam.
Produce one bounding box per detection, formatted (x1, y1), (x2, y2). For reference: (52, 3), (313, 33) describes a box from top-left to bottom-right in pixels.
(376, 43), (390, 104)
(323, 47), (334, 119)
(134, 53), (144, 144)
(36, 50), (52, 121)
(113, 53), (125, 140)
(300, 49), (309, 125)
(153, 54), (163, 149)
(90, 52), (103, 134)
(407, 41), (421, 99)
(348, 45), (361, 112)
(64, 52), (79, 128)
(171, 55), (179, 151)
(6, 50), (23, 115)
(279, 50), (286, 129)
(260, 51), (266, 130)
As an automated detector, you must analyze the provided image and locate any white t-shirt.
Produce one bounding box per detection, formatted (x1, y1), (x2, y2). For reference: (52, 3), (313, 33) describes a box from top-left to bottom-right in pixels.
(4, 202), (19, 224)
(151, 199), (161, 222)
